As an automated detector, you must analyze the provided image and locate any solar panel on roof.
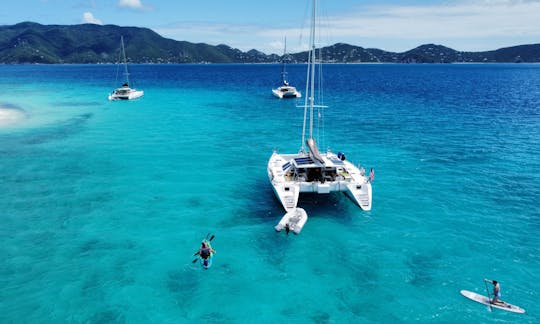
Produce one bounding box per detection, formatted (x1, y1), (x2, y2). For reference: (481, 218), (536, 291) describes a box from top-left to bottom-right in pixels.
(294, 157), (314, 165)
(282, 162), (291, 170)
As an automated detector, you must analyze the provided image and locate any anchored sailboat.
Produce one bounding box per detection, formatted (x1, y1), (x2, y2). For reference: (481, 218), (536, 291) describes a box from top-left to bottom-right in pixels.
(268, 0), (373, 219)
(108, 36), (144, 101)
(272, 37), (301, 99)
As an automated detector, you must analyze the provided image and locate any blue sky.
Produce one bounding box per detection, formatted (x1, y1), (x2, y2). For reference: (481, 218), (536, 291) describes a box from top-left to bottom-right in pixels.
(1, 0), (539, 54)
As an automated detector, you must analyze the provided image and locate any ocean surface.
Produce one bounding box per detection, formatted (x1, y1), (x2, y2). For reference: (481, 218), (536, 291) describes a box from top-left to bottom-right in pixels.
(1, 63), (539, 323)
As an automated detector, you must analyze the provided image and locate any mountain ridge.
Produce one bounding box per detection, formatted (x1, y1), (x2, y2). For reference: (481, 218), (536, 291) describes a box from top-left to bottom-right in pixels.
(1, 22), (538, 64)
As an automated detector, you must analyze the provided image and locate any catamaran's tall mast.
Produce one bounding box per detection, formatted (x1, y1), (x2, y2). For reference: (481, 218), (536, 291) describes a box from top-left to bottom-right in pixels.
(120, 36), (130, 85)
(281, 37), (287, 84)
(301, 0), (318, 151)
(309, 0), (317, 140)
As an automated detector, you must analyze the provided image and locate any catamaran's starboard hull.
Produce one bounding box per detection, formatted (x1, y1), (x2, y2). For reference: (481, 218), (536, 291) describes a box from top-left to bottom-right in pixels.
(268, 152), (372, 211)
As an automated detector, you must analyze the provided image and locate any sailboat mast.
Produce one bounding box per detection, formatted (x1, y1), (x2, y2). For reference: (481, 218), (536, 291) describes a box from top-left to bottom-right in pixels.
(121, 36), (130, 85)
(281, 37), (287, 83)
(301, 0), (317, 151)
(309, 0), (317, 139)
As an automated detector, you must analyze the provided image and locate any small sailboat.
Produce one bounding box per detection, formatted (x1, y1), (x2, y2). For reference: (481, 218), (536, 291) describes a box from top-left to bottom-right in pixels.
(272, 37), (301, 99)
(268, 0), (373, 216)
(108, 36), (144, 101)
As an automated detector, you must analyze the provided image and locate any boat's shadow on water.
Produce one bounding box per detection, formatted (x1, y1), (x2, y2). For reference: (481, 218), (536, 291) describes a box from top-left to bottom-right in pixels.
(223, 185), (359, 229)
(296, 192), (356, 219)
(217, 176), (369, 270)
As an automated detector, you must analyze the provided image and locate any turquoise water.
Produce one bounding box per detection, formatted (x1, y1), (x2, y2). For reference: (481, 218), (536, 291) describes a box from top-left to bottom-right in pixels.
(1, 64), (539, 323)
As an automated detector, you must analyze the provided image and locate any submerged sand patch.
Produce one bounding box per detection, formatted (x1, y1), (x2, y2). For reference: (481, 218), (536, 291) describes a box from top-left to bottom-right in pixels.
(0, 104), (27, 126)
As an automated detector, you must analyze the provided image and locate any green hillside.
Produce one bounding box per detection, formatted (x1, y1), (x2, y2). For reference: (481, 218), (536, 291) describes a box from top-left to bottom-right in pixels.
(0, 22), (538, 63)
(0, 22), (274, 63)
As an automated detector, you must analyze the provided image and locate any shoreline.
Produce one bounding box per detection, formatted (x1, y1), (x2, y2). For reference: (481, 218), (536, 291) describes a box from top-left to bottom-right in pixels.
(1, 62), (539, 66)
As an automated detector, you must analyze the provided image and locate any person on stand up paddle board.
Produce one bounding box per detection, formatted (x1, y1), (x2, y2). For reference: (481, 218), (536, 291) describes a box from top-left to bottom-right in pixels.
(489, 280), (502, 304)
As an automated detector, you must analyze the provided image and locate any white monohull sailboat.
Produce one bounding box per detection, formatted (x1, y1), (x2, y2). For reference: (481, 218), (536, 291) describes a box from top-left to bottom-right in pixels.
(108, 36), (144, 101)
(268, 0), (373, 231)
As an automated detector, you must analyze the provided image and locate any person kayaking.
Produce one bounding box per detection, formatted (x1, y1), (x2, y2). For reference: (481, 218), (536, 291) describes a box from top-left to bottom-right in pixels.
(197, 241), (215, 260)
(192, 234), (216, 268)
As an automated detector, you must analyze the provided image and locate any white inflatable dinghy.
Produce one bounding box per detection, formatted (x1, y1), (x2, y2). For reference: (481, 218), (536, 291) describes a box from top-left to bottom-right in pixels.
(275, 208), (308, 234)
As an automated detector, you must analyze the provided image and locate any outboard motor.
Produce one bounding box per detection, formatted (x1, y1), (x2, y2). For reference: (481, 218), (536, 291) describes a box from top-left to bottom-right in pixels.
(337, 152), (346, 161)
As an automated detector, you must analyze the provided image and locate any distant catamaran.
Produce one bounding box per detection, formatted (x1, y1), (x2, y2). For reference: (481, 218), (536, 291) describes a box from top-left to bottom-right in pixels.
(272, 37), (301, 99)
(108, 36), (144, 101)
(268, 0), (373, 219)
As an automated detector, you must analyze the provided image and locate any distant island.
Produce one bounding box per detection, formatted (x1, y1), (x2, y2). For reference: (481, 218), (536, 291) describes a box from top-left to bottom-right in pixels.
(1, 22), (539, 64)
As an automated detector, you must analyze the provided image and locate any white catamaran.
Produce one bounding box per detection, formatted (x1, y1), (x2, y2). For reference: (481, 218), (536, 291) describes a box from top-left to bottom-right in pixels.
(272, 37), (301, 99)
(108, 36), (144, 101)
(268, 0), (373, 218)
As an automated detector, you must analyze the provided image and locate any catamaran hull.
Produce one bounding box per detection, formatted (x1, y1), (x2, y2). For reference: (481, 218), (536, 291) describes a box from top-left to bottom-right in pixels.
(270, 180), (372, 210)
(344, 182), (372, 210)
(268, 152), (372, 211)
(269, 176), (300, 212)
(109, 90), (144, 101)
(272, 87), (301, 99)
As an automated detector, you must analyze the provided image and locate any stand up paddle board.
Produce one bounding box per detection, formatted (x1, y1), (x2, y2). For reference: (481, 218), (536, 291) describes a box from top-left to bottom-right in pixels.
(460, 290), (525, 313)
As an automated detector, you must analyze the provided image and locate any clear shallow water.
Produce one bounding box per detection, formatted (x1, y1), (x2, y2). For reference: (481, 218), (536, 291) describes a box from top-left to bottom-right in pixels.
(0, 63), (539, 323)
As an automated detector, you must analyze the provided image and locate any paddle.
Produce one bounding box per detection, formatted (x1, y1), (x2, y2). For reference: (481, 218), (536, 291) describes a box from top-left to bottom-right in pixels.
(191, 234), (215, 263)
(484, 279), (493, 311)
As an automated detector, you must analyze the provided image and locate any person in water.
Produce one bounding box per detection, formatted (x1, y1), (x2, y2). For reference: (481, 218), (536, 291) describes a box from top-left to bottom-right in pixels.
(198, 241), (215, 260)
(490, 280), (502, 304)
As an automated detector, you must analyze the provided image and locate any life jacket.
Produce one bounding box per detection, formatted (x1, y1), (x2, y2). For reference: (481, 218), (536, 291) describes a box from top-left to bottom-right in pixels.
(200, 247), (211, 259)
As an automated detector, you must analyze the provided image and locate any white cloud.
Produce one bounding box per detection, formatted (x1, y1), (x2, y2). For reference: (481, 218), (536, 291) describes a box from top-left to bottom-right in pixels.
(155, 22), (308, 55)
(82, 12), (102, 25)
(320, 0), (540, 51)
(118, 0), (144, 10)
(154, 0), (540, 53)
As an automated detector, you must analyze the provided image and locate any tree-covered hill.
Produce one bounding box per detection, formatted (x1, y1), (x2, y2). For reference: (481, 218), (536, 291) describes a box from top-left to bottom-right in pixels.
(1, 22), (538, 64)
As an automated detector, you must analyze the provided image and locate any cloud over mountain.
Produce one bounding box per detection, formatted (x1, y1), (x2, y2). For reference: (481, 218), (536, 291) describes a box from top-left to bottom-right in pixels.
(82, 12), (102, 25)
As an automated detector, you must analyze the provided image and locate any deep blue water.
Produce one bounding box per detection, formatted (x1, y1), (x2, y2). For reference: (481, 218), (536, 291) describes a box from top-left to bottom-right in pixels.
(0, 63), (539, 322)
